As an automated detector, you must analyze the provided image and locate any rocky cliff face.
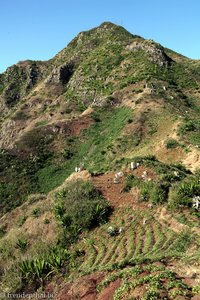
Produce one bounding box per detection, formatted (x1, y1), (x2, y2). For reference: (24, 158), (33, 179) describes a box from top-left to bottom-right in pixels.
(126, 40), (173, 66)
(0, 61), (49, 107)
(45, 62), (74, 85)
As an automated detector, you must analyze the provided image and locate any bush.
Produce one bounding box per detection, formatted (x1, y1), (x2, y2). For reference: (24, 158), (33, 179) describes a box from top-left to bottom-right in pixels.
(54, 180), (111, 241)
(31, 207), (41, 218)
(61, 149), (74, 160)
(168, 178), (200, 209)
(91, 112), (101, 122)
(165, 139), (180, 149)
(12, 110), (29, 121)
(124, 174), (139, 192)
(125, 172), (169, 204)
(179, 120), (197, 134)
(0, 225), (6, 238)
(150, 183), (169, 204)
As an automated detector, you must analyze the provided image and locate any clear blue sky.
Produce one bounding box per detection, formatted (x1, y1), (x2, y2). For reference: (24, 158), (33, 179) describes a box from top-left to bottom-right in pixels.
(1, 0), (200, 73)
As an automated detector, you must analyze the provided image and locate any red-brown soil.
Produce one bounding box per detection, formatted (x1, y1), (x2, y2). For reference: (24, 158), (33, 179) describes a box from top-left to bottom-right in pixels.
(92, 172), (136, 208)
(97, 279), (121, 300)
(55, 273), (104, 300)
(91, 166), (156, 208)
(133, 165), (157, 180)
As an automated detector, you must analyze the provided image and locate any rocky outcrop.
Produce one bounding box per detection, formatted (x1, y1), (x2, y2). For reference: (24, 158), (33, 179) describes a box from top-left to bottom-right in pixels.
(1, 61), (48, 107)
(45, 62), (74, 85)
(126, 40), (173, 66)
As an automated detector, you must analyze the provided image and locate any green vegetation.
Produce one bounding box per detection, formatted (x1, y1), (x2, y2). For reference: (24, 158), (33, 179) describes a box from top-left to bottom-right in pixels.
(123, 156), (200, 212)
(125, 173), (169, 204)
(178, 118), (200, 147)
(0, 22), (200, 296)
(75, 207), (194, 277)
(169, 175), (200, 209)
(103, 266), (192, 300)
(81, 107), (133, 171)
(0, 226), (6, 238)
(19, 246), (69, 286)
(54, 179), (111, 243)
(12, 110), (29, 121)
(34, 107), (133, 192)
(165, 138), (180, 149)
(31, 207), (41, 218)
(0, 107), (133, 214)
(16, 238), (28, 252)
(0, 146), (52, 213)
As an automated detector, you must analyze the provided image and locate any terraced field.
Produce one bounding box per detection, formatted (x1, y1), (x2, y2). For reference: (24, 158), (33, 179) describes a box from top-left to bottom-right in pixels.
(96, 264), (193, 299)
(76, 207), (183, 274)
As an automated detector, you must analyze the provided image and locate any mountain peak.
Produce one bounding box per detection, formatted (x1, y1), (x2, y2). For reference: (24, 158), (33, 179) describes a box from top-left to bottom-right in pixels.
(98, 21), (122, 29)
(73, 20), (135, 41)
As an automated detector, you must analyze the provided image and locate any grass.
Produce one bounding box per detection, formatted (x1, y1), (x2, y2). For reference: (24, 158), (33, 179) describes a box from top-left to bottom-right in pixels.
(35, 107), (133, 193)
(178, 118), (200, 147)
(123, 156), (199, 211)
(0, 107), (133, 213)
(82, 107), (133, 171)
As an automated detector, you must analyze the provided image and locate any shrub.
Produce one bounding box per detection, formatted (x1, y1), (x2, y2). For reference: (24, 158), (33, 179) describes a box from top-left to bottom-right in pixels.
(91, 112), (101, 122)
(125, 172), (169, 204)
(61, 149), (74, 160)
(124, 174), (141, 192)
(20, 258), (52, 285)
(31, 207), (41, 218)
(44, 218), (50, 224)
(12, 110), (29, 121)
(170, 163), (190, 174)
(0, 225), (6, 238)
(150, 183), (169, 204)
(179, 120), (197, 134)
(54, 180), (111, 242)
(140, 185), (150, 201)
(17, 215), (27, 227)
(168, 177), (200, 209)
(165, 139), (180, 149)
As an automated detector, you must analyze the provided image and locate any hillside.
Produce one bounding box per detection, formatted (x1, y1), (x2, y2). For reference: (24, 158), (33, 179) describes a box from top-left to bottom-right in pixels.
(0, 22), (199, 299)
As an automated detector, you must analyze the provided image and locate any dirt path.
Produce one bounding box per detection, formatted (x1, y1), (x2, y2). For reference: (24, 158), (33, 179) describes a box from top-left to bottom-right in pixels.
(92, 172), (143, 208)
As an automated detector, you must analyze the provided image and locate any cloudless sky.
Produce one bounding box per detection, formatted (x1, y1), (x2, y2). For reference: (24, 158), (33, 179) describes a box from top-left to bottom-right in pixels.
(0, 0), (200, 73)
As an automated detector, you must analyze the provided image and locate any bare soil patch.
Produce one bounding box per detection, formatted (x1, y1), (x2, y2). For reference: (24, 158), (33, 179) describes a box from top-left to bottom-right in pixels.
(92, 172), (136, 208)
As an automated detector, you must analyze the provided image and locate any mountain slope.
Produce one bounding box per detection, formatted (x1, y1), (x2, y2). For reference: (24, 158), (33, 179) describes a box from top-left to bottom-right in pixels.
(0, 22), (199, 298)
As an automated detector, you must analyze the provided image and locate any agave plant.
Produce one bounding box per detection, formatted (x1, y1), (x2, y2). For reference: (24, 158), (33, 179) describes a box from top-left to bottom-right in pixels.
(19, 257), (53, 284)
(19, 260), (33, 279)
(47, 246), (69, 268)
(179, 182), (200, 196)
(16, 238), (28, 252)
